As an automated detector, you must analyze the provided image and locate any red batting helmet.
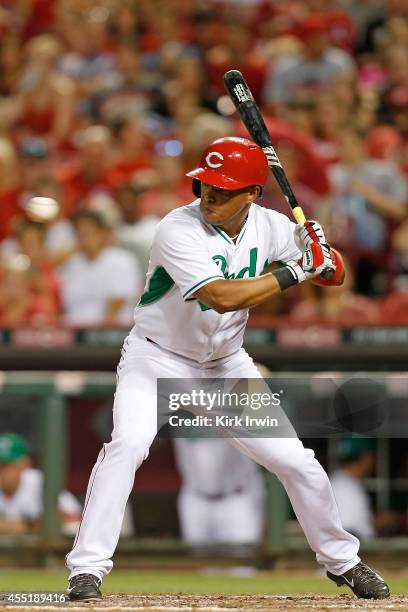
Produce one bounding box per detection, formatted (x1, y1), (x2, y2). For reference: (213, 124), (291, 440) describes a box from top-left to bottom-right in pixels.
(186, 137), (269, 197)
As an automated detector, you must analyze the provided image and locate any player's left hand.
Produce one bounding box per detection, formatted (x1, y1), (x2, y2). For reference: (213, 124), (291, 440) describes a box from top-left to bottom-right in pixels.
(294, 220), (327, 252)
(300, 242), (336, 277)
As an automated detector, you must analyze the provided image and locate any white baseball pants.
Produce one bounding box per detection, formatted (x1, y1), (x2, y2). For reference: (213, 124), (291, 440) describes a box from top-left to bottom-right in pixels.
(66, 331), (360, 580)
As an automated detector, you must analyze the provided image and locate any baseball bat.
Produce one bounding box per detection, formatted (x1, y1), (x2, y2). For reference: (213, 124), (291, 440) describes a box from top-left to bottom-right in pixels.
(223, 69), (306, 225)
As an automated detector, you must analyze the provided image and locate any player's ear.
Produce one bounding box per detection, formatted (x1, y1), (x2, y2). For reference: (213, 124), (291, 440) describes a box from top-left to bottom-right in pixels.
(249, 185), (261, 200)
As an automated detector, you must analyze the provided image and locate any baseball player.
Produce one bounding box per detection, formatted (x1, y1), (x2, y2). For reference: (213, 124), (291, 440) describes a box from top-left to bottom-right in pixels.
(66, 137), (390, 601)
(174, 437), (265, 545)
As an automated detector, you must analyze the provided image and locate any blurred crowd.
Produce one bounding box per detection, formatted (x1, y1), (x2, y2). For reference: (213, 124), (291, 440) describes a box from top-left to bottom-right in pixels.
(1, 0), (408, 326)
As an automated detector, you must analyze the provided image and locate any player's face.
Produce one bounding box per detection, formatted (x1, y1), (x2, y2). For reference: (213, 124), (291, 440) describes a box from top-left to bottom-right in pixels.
(200, 183), (259, 226)
(0, 459), (27, 494)
(75, 219), (107, 257)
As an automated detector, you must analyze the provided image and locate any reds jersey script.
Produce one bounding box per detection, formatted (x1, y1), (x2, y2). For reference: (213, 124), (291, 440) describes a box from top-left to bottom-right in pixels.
(133, 200), (300, 362)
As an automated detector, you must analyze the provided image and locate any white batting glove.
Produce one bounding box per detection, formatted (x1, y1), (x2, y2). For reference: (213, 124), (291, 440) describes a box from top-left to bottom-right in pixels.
(294, 220), (327, 252)
(286, 243), (336, 283)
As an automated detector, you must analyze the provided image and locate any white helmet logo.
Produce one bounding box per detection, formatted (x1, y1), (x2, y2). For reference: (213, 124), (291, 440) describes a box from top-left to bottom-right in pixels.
(205, 151), (224, 168)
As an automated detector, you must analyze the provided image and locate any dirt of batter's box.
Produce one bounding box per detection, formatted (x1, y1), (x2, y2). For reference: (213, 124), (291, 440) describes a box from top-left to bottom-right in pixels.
(100, 593), (407, 610)
(3, 593), (406, 611)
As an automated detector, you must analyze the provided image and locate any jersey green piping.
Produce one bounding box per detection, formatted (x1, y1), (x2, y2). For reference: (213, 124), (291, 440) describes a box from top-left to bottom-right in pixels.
(211, 225), (232, 244)
(237, 227), (247, 244)
(139, 266), (175, 306)
(183, 274), (224, 298)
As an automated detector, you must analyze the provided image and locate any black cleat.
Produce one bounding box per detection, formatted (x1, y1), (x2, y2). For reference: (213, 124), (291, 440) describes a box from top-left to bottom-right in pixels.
(67, 573), (102, 601)
(327, 561), (390, 599)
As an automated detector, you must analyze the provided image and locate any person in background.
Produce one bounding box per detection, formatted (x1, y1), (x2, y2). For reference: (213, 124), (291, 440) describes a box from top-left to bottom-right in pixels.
(57, 9), (116, 105)
(58, 210), (142, 327)
(262, 13), (355, 109)
(115, 181), (160, 274)
(14, 218), (60, 309)
(0, 219), (60, 326)
(137, 151), (192, 217)
(0, 253), (58, 326)
(174, 362), (270, 546)
(0, 433), (80, 536)
(329, 127), (408, 296)
(174, 437), (265, 546)
(330, 438), (398, 541)
(9, 34), (75, 148)
(55, 125), (113, 217)
(330, 438), (377, 541)
(92, 43), (165, 125)
(105, 114), (153, 189)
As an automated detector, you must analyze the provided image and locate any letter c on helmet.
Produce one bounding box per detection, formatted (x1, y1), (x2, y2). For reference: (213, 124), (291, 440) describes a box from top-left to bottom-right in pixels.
(205, 151), (224, 169)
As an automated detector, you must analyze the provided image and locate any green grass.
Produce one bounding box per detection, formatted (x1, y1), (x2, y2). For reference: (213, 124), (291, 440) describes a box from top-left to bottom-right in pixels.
(1, 569), (407, 595)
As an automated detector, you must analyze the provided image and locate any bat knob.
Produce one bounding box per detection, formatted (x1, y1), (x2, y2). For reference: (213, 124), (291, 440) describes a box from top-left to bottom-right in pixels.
(320, 268), (335, 280)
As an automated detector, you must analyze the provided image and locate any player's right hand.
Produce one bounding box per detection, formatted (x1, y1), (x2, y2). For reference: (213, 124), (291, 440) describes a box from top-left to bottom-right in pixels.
(294, 220), (327, 252)
(287, 243), (336, 283)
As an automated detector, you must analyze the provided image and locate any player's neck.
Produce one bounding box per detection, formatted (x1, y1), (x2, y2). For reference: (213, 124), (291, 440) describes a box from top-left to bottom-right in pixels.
(218, 210), (249, 239)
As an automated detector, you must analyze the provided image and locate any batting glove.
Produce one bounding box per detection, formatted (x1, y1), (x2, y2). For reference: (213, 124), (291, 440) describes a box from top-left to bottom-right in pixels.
(287, 243), (336, 283)
(294, 220), (327, 252)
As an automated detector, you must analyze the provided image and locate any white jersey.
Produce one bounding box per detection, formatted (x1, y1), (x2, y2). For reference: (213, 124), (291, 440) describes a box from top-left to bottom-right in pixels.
(0, 468), (81, 520)
(133, 200), (300, 362)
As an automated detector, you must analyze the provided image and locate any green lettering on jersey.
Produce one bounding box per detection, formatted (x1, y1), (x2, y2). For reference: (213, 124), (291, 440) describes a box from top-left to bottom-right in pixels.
(139, 266), (174, 306)
(235, 248), (258, 278)
(213, 255), (228, 275)
(198, 249), (259, 313)
(211, 248), (258, 280)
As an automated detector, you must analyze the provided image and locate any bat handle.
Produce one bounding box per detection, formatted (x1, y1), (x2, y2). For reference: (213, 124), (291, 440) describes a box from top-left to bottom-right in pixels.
(292, 206), (306, 224)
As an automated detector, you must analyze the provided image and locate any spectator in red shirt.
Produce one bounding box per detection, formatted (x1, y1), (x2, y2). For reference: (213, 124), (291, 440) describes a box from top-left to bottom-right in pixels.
(105, 114), (153, 189)
(55, 125), (113, 216)
(304, 1), (357, 52)
(0, 255), (57, 326)
(15, 34), (75, 148)
(0, 218), (60, 326)
(14, 219), (60, 310)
